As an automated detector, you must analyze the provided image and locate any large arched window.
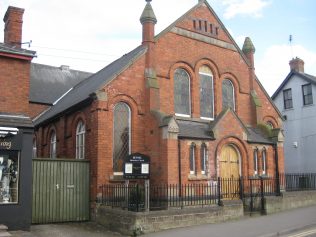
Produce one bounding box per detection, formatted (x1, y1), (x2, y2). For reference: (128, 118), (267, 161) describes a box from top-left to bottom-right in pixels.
(174, 68), (191, 117)
(189, 143), (196, 175)
(199, 66), (214, 119)
(113, 102), (131, 174)
(222, 79), (235, 110)
(76, 120), (85, 160)
(50, 131), (56, 159)
(200, 143), (208, 175)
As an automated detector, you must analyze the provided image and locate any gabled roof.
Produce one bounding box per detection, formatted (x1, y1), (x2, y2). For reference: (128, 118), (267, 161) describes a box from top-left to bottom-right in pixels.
(155, 0), (251, 68)
(210, 107), (250, 135)
(0, 42), (36, 58)
(30, 63), (93, 105)
(34, 45), (147, 126)
(271, 71), (316, 100)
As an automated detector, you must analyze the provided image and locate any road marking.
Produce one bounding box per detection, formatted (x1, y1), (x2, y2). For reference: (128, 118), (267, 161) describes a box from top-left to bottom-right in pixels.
(287, 228), (316, 237)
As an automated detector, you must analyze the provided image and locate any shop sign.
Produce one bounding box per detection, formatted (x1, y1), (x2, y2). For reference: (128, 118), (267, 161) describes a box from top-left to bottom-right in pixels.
(0, 134), (22, 150)
(124, 153), (150, 179)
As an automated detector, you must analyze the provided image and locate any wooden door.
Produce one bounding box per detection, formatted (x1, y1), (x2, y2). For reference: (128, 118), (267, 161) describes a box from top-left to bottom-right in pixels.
(32, 159), (90, 223)
(219, 145), (240, 199)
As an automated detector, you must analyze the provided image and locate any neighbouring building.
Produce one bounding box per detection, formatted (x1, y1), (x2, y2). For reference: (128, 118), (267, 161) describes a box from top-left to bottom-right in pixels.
(0, 6), (91, 230)
(272, 57), (316, 173)
(1, 0), (285, 225)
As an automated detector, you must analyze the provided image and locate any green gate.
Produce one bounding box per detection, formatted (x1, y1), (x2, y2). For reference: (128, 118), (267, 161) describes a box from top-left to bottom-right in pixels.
(32, 159), (90, 223)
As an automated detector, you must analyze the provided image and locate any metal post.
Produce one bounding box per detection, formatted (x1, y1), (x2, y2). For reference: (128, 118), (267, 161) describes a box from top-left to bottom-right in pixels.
(217, 177), (221, 206)
(260, 176), (265, 214)
(145, 179), (150, 212)
(125, 180), (129, 209)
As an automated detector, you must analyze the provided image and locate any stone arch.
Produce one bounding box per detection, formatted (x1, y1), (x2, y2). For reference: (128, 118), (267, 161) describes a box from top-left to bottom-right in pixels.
(215, 136), (248, 177)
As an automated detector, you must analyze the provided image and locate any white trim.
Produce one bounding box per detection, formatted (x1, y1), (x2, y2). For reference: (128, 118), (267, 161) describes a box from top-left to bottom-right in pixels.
(175, 113), (190, 118)
(53, 87), (73, 105)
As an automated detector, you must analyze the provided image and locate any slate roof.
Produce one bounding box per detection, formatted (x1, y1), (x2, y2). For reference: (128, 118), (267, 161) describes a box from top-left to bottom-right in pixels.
(176, 117), (273, 144)
(272, 71), (316, 100)
(177, 119), (214, 140)
(247, 127), (274, 145)
(34, 45), (147, 126)
(30, 63), (93, 105)
(0, 43), (36, 57)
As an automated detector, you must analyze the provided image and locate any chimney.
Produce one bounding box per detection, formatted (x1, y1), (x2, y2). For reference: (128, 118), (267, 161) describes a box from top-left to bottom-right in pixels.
(289, 57), (304, 73)
(3, 6), (24, 48)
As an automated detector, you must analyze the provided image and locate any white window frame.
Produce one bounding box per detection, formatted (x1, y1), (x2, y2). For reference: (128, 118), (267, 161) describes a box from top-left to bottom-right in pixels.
(262, 148), (267, 175)
(174, 68), (191, 117)
(199, 70), (214, 120)
(253, 148), (258, 176)
(190, 143), (196, 175)
(50, 131), (56, 159)
(201, 143), (208, 175)
(113, 102), (131, 176)
(76, 121), (85, 160)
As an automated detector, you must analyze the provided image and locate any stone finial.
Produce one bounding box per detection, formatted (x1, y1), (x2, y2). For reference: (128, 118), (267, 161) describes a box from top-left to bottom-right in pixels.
(242, 37), (256, 54)
(140, 0), (157, 24)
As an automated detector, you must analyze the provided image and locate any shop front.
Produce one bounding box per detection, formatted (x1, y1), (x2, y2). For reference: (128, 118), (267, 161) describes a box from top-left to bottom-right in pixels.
(0, 114), (33, 230)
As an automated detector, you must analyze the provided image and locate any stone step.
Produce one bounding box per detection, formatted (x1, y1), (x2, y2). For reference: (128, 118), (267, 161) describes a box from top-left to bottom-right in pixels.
(0, 225), (8, 231)
(0, 232), (11, 237)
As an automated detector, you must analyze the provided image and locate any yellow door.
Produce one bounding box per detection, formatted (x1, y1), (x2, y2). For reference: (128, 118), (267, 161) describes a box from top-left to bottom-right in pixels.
(219, 145), (240, 199)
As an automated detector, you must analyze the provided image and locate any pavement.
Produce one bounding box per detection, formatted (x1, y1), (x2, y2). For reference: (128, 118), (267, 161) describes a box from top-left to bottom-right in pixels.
(8, 205), (316, 237)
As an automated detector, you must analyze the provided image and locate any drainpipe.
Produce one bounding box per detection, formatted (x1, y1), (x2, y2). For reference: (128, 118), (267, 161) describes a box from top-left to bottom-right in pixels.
(273, 143), (281, 195)
(178, 139), (182, 195)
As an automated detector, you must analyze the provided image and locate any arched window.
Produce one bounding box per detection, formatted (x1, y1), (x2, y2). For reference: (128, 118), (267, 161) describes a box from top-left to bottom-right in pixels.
(50, 131), (56, 159)
(222, 79), (235, 110)
(199, 66), (214, 119)
(266, 121), (274, 129)
(76, 121), (85, 159)
(189, 143), (196, 175)
(32, 138), (37, 158)
(262, 147), (267, 175)
(200, 143), (208, 175)
(253, 148), (258, 176)
(113, 102), (131, 174)
(174, 68), (191, 117)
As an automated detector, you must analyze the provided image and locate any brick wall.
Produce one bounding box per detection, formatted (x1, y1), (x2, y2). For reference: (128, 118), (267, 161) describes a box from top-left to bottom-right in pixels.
(0, 56), (31, 115)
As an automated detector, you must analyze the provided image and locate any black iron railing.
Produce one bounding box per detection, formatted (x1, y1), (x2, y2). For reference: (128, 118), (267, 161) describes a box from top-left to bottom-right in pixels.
(97, 174), (316, 212)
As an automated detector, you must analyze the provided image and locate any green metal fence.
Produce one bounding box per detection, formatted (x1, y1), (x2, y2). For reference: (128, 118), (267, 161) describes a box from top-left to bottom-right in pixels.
(32, 158), (90, 224)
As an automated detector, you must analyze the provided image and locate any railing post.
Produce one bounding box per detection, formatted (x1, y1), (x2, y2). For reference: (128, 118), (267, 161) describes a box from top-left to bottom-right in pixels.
(136, 184), (139, 212)
(260, 176), (265, 214)
(239, 176), (243, 200)
(217, 177), (221, 205)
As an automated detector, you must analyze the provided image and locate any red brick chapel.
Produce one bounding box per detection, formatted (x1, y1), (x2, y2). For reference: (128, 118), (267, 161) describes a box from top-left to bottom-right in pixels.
(1, 0), (285, 202)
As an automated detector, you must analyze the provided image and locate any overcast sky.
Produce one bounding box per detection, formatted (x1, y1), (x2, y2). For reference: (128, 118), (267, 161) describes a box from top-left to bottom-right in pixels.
(1, 0), (315, 95)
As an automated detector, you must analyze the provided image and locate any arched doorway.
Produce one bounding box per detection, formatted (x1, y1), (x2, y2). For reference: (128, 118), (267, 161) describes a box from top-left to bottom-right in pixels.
(219, 144), (240, 199)
(219, 144), (240, 178)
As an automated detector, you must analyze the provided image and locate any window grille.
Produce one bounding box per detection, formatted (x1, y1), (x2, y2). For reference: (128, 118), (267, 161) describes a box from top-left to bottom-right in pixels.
(174, 68), (191, 116)
(50, 131), (56, 159)
(113, 102), (131, 173)
(190, 143), (196, 175)
(222, 79), (235, 110)
(199, 66), (214, 119)
(302, 83), (313, 106)
(76, 121), (85, 159)
(283, 88), (293, 109)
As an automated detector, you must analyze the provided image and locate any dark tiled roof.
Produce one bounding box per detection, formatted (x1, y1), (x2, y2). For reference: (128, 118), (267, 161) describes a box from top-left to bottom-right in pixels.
(247, 127), (273, 144)
(0, 43), (36, 57)
(177, 119), (214, 140)
(30, 63), (93, 104)
(34, 45), (147, 126)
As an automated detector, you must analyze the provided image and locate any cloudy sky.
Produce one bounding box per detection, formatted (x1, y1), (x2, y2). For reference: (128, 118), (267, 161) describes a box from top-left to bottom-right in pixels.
(0, 0), (315, 95)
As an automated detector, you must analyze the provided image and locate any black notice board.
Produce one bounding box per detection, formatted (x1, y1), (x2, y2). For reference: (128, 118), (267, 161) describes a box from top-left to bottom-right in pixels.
(123, 153), (150, 179)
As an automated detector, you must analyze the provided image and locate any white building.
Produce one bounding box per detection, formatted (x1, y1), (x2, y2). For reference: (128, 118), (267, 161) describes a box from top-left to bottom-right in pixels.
(272, 58), (316, 173)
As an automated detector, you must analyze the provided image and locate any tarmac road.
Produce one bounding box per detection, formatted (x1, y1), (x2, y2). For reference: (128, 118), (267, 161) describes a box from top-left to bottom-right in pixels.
(9, 205), (316, 237)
